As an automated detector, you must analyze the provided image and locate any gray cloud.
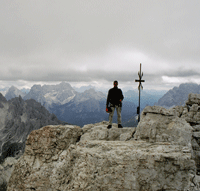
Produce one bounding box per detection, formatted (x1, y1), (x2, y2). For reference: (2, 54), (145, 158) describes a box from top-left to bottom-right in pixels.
(0, 0), (200, 90)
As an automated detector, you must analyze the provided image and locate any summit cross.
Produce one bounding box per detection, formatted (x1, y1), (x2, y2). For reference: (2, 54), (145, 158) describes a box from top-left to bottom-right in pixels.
(135, 63), (145, 122)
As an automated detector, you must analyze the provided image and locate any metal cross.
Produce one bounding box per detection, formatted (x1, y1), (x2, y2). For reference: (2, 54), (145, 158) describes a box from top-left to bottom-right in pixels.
(135, 63), (145, 122)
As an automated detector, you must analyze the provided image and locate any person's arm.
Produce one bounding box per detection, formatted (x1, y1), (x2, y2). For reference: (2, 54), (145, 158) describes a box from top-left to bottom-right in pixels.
(106, 90), (110, 107)
(119, 89), (124, 102)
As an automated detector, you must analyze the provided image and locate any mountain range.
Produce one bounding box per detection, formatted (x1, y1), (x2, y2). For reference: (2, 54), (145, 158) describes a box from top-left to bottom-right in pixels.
(3, 82), (200, 126)
(0, 93), (66, 163)
(23, 82), (77, 110)
(156, 83), (200, 108)
(124, 89), (166, 109)
(1, 82), (169, 127)
(5, 86), (26, 101)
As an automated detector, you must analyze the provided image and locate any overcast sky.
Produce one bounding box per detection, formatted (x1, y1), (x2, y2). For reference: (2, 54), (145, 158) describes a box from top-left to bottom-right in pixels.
(0, 0), (200, 91)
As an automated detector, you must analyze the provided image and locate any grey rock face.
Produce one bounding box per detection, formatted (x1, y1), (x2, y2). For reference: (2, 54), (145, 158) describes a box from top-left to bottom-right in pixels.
(0, 94), (65, 163)
(156, 83), (200, 108)
(0, 157), (17, 191)
(134, 108), (192, 147)
(5, 86), (26, 100)
(137, 93), (200, 177)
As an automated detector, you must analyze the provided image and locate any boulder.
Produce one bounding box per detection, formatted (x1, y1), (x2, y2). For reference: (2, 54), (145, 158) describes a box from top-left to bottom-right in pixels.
(186, 93), (200, 106)
(134, 106), (193, 147)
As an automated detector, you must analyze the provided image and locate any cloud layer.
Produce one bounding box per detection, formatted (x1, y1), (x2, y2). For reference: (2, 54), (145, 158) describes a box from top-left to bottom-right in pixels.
(0, 0), (200, 89)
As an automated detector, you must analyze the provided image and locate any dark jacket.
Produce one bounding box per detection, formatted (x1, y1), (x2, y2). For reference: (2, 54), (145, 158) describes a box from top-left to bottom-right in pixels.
(106, 87), (124, 107)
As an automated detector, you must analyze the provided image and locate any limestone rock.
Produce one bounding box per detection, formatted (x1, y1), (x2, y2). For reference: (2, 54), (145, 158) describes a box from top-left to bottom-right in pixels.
(135, 106), (193, 147)
(186, 93), (200, 106)
(180, 95), (200, 125)
(7, 122), (196, 191)
(7, 125), (82, 191)
(81, 121), (136, 142)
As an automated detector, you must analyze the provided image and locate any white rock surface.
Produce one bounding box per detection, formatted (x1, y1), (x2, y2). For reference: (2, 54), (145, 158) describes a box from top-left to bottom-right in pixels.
(81, 121), (135, 142)
(6, 122), (197, 191)
(7, 93), (200, 191)
(135, 106), (193, 147)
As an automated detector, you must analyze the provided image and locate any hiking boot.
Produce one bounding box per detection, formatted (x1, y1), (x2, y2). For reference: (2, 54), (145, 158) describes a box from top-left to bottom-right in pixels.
(118, 124), (123, 128)
(107, 125), (112, 129)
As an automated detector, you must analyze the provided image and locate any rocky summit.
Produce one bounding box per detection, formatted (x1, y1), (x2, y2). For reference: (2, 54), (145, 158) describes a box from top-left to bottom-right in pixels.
(6, 93), (200, 191)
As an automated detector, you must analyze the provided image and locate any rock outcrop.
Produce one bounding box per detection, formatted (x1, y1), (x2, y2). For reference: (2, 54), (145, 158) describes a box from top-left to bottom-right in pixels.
(7, 93), (200, 191)
(0, 157), (17, 190)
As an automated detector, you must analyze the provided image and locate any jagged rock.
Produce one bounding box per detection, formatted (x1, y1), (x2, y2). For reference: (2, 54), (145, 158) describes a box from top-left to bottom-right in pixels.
(24, 125), (82, 164)
(0, 157), (17, 191)
(186, 93), (200, 106)
(7, 125), (83, 191)
(0, 96), (66, 163)
(192, 125), (200, 131)
(40, 141), (195, 190)
(180, 94), (200, 125)
(7, 122), (196, 191)
(81, 121), (135, 142)
(135, 106), (193, 147)
(5, 86), (26, 100)
(0, 93), (7, 103)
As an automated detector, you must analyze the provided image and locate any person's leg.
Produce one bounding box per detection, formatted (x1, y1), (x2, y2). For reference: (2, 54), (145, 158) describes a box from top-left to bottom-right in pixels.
(109, 107), (115, 125)
(117, 106), (122, 127)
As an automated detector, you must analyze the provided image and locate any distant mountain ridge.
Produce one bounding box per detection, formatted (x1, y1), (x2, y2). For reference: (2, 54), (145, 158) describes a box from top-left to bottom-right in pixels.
(23, 82), (77, 110)
(156, 83), (200, 108)
(5, 86), (26, 100)
(2, 82), (168, 127)
(0, 93), (66, 163)
(124, 89), (166, 109)
(22, 82), (110, 126)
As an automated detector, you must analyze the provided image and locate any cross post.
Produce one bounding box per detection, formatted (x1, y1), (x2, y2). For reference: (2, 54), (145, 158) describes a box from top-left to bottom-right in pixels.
(135, 63), (145, 122)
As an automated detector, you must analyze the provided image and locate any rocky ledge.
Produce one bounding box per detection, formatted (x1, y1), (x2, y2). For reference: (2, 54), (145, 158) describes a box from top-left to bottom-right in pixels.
(6, 93), (200, 190)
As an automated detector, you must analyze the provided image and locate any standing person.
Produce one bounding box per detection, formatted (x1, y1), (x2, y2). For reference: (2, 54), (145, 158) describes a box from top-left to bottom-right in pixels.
(106, 81), (124, 129)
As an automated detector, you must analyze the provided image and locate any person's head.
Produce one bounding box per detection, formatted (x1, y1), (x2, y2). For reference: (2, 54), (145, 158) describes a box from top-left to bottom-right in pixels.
(113, 80), (118, 87)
